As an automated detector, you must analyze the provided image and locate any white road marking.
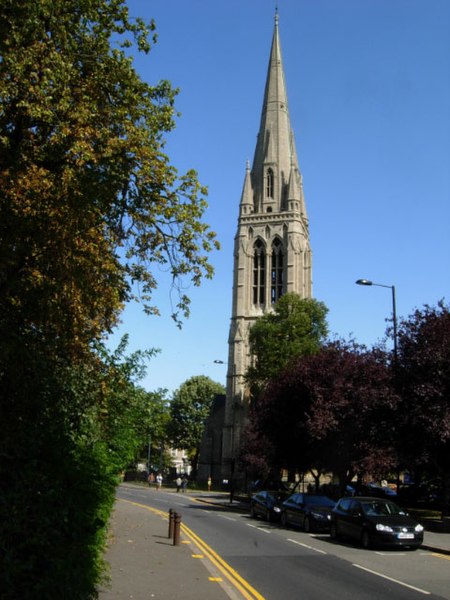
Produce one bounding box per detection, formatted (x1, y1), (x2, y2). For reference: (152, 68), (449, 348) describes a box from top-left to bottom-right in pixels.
(287, 539), (327, 554)
(247, 524), (272, 534)
(352, 563), (431, 595)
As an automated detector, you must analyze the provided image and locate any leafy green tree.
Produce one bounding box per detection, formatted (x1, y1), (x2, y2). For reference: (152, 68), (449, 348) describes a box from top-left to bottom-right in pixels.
(0, 0), (218, 349)
(93, 336), (164, 470)
(169, 376), (225, 477)
(246, 293), (329, 393)
(142, 389), (171, 469)
(92, 341), (172, 477)
(0, 1), (218, 596)
(0, 334), (159, 599)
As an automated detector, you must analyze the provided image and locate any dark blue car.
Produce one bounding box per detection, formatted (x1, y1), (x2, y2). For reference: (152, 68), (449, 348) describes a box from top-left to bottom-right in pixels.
(250, 490), (289, 522)
(330, 496), (424, 549)
(281, 493), (336, 532)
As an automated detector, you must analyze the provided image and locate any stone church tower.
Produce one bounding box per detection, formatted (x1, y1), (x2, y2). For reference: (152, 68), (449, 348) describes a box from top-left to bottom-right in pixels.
(222, 14), (312, 480)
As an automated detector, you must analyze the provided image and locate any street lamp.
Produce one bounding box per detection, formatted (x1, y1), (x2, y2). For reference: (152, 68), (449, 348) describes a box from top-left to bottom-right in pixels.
(355, 278), (398, 362)
(213, 359), (224, 364)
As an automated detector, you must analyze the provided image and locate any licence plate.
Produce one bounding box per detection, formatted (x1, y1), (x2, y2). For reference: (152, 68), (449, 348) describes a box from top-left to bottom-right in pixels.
(398, 533), (414, 539)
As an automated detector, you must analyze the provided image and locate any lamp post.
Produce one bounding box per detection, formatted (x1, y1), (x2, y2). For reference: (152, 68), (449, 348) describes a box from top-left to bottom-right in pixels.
(147, 434), (151, 474)
(355, 279), (398, 362)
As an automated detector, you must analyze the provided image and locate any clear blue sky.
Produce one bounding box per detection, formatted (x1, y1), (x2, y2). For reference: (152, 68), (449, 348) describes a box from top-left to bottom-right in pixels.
(108, 0), (450, 395)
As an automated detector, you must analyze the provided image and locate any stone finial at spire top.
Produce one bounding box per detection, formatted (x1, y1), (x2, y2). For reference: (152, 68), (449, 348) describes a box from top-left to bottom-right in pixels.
(275, 6), (279, 25)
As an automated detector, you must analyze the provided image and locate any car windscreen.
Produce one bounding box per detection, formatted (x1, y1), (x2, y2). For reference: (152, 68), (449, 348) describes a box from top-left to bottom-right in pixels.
(360, 501), (406, 516)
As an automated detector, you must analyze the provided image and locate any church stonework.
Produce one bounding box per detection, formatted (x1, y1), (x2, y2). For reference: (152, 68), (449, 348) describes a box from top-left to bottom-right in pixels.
(222, 15), (312, 481)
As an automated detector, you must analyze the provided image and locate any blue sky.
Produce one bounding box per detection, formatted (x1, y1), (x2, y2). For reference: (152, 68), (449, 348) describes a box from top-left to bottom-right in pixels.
(108, 0), (450, 395)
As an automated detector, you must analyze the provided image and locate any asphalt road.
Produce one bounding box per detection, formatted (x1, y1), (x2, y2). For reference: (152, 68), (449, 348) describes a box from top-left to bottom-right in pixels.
(117, 486), (449, 600)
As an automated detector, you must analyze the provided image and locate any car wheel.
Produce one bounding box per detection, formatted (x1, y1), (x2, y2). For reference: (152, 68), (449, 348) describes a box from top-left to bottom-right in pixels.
(281, 512), (288, 527)
(330, 522), (339, 540)
(265, 509), (271, 522)
(361, 529), (372, 549)
(250, 505), (256, 519)
(304, 517), (311, 533)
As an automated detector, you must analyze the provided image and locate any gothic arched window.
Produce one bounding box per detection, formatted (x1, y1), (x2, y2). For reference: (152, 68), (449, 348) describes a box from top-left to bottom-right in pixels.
(253, 239), (266, 306)
(271, 238), (283, 304)
(266, 168), (274, 198)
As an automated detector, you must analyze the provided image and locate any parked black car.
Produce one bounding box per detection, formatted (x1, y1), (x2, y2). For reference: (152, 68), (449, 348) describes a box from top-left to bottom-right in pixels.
(281, 493), (336, 532)
(330, 496), (424, 549)
(250, 490), (289, 522)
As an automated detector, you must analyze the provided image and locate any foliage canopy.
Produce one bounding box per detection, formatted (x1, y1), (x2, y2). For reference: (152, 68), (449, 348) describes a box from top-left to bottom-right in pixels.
(241, 340), (396, 490)
(246, 293), (329, 393)
(0, 1), (219, 596)
(396, 301), (450, 505)
(242, 300), (450, 508)
(0, 0), (219, 348)
(169, 375), (225, 476)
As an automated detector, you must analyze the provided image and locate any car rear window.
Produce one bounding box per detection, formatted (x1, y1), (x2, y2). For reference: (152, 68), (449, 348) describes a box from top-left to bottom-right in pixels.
(305, 495), (335, 507)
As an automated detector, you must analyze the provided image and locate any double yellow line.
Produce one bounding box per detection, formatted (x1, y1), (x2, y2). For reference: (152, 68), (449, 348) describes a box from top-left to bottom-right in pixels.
(181, 519), (265, 600)
(120, 499), (264, 600)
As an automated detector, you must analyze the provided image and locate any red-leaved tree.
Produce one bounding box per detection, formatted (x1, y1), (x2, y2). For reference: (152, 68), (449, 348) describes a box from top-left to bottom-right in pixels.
(241, 340), (398, 493)
(396, 301), (450, 513)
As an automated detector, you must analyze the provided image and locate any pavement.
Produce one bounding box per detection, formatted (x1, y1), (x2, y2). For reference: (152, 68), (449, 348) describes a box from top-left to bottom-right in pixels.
(97, 491), (235, 600)
(98, 485), (450, 600)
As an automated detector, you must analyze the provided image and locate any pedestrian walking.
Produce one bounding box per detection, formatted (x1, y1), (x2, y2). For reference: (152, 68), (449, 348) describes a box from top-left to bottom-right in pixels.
(176, 476), (182, 493)
(181, 475), (188, 493)
(156, 473), (162, 491)
(207, 476), (212, 492)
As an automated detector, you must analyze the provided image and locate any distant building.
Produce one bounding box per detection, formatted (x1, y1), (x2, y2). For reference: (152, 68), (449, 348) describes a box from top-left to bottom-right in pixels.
(222, 14), (312, 481)
(170, 447), (191, 476)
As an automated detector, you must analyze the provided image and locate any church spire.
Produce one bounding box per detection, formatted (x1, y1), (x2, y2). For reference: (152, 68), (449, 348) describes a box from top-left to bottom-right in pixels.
(251, 12), (299, 213)
(219, 14), (312, 485)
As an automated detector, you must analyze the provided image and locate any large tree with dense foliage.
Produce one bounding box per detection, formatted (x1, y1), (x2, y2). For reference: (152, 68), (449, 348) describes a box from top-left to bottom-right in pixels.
(0, 1), (218, 596)
(169, 376), (225, 477)
(395, 301), (450, 512)
(0, 0), (218, 341)
(241, 341), (398, 491)
(246, 293), (329, 394)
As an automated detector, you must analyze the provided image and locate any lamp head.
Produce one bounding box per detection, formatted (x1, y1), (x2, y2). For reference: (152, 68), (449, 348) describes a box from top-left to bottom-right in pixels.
(356, 279), (373, 286)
